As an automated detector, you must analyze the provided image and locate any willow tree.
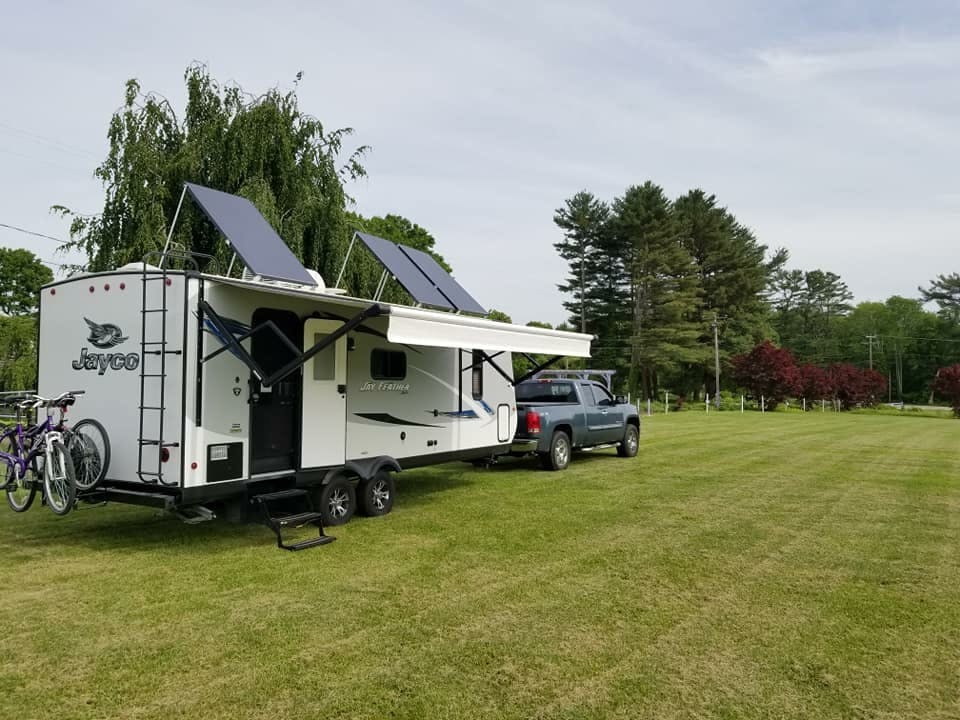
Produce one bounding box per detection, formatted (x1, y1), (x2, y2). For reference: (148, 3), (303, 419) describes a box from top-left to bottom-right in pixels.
(54, 64), (374, 293)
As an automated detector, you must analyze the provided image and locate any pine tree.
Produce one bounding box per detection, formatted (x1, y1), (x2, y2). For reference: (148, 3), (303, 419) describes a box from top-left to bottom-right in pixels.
(611, 182), (705, 401)
(553, 191), (610, 333)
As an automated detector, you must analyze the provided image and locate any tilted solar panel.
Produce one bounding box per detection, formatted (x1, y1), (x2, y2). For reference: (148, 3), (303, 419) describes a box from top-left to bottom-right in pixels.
(398, 244), (487, 315)
(354, 232), (454, 310)
(185, 183), (316, 286)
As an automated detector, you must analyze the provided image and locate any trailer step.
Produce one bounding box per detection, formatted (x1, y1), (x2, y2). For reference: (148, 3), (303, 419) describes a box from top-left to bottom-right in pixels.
(286, 535), (336, 550)
(273, 511), (323, 528)
(252, 488), (307, 502)
(252, 489), (334, 551)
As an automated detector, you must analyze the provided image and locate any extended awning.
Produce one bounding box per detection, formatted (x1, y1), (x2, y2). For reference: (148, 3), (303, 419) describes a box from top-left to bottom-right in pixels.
(208, 275), (593, 358)
(384, 304), (592, 357)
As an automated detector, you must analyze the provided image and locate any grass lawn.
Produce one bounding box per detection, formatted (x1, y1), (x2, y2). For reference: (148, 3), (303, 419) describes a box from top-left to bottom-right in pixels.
(1, 412), (959, 719)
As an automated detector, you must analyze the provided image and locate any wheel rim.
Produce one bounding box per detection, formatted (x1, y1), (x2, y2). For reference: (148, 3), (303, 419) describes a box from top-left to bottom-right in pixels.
(627, 430), (638, 453)
(45, 451), (71, 512)
(5, 463), (31, 510)
(328, 488), (350, 520)
(555, 437), (569, 466)
(69, 434), (102, 490)
(370, 480), (390, 511)
(67, 420), (109, 490)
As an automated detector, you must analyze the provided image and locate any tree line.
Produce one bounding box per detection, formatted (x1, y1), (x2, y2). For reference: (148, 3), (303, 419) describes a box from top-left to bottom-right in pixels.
(554, 186), (960, 405)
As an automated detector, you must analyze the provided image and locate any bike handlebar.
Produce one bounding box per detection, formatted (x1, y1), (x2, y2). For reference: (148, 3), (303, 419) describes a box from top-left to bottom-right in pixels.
(18, 390), (85, 410)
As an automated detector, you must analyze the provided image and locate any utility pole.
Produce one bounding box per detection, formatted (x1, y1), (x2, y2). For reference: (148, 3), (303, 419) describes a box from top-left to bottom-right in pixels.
(711, 314), (721, 408)
(865, 334), (877, 370)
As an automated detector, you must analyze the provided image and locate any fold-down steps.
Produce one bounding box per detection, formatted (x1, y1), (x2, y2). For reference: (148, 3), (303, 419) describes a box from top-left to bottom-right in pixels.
(251, 488), (335, 550)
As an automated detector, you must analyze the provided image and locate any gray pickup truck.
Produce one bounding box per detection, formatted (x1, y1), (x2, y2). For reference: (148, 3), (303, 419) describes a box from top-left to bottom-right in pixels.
(511, 376), (640, 470)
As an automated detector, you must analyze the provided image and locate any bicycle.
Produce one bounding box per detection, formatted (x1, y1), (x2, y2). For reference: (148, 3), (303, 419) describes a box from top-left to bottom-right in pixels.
(0, 391), (84, 516)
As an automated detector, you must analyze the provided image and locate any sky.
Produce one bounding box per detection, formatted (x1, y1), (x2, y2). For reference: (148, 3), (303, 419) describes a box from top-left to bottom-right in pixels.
(1, 0), (957, 326)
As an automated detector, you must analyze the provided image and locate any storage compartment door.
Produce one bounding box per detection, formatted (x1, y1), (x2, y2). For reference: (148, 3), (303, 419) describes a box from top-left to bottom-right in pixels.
(301, 319), (347, 468)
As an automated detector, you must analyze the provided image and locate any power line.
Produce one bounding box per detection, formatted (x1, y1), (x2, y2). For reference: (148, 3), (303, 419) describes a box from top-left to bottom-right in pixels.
(0, 222), (68, 246)
(0, 121), (100, 159)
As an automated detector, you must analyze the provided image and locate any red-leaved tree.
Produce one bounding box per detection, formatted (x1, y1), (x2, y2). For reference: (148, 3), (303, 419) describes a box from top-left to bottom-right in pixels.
(794, 364), (833, 407)
(830, 364), (887, 409)
(732, 340), (798, 410)
(932, 364), (960, 417)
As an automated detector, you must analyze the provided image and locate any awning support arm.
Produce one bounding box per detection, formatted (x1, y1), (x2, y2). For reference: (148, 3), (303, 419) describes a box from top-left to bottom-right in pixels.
(479, 351), (514, 386)
(199, 300), (384, 387)
(201, 317), (301, 366)
(512, 355), (565, 385)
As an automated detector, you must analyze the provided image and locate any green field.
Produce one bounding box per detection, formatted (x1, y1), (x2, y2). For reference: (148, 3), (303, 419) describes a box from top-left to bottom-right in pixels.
(1, 412), (958, 719)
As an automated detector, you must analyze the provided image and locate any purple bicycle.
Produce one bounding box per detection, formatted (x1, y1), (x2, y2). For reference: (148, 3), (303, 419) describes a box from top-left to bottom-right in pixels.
(0, 391), (84, 516)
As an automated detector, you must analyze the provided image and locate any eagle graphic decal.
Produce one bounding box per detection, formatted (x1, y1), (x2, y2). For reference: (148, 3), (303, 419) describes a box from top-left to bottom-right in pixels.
(84, 318), (129, 348)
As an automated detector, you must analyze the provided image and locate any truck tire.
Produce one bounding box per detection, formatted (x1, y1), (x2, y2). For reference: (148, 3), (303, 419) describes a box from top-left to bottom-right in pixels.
(539, 430), (571, 471)
(617, 424), (639, 457)
(358, 469), (395, 517)
(319, 476), (356, 526)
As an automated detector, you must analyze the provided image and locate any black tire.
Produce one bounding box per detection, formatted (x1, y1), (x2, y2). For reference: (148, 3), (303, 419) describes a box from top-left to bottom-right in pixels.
(618, 424), (639, 458)
(319, 476), (356, 526)
(358, 469), (396, 517)
(43, 440), (77, 516)
(2, 435), (36, 513)
(68, 418), (110, 491)
(539, 430), (571, 471)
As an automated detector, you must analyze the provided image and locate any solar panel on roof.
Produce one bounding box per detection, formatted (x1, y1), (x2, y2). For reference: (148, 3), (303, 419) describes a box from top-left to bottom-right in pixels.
(355, 232), (454, 310)
(399, 244), (487, 315)
(185, 183), (316, 286)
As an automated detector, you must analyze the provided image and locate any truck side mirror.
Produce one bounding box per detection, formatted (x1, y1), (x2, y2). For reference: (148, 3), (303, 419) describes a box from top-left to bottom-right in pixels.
(615, 395), (626, 405)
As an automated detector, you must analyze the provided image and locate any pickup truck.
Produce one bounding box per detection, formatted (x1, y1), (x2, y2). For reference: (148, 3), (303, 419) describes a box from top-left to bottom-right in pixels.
(511, 377), (640, 470)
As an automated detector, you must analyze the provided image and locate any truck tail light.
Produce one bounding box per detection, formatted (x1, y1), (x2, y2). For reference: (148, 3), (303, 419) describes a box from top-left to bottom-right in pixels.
(527, 410), (541, 435)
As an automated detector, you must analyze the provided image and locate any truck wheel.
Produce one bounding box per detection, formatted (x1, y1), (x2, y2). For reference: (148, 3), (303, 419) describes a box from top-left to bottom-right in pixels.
(539, 430), (571, 471)
(319, 476), (356, 526)
(618, 424), (639, 457)
(358, 469), (395, 517)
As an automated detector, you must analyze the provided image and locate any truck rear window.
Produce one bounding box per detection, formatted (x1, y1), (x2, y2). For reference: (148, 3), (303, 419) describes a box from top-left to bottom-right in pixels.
(516, 382), (577, 403)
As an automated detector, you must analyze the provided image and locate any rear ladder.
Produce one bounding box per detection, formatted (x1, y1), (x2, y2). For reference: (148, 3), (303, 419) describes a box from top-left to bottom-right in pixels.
(137, 265), (182, 486)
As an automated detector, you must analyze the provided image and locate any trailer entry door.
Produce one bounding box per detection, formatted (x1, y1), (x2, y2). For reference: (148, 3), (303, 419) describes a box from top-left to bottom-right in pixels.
(249, 308), (301, 475)
(301, 318), (347, 468)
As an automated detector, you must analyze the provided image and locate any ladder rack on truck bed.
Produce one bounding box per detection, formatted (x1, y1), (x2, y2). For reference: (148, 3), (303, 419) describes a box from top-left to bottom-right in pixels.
(530, 369), (616, 392)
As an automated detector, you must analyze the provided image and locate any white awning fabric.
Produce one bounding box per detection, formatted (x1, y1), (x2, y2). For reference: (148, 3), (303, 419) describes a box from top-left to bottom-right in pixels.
(385, 305), (592, 357)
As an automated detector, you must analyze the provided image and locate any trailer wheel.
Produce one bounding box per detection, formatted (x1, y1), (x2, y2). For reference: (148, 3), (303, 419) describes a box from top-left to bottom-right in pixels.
(539, 430), (571, 471)
(319, 476), (356, 526)
(617, 424), (639, 458)
(358, 469), (395, 517)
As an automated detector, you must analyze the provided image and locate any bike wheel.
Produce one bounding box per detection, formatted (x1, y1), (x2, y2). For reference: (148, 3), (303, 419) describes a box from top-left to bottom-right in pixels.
(1, 435), (35, 513)
(43, 440), (76, 516)
(67, 419), (110, 491)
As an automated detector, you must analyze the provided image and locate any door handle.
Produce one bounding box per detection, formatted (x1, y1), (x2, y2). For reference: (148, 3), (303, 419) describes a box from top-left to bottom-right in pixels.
(337, 384), (347, 395)
(601, 410), (608, 415)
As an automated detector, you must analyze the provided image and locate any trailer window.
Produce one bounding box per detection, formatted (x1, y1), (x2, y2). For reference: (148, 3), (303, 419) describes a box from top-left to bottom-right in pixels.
(472, 350), (483, 399)
(516, 382), (577, 403)
(371, 349), (406, 380)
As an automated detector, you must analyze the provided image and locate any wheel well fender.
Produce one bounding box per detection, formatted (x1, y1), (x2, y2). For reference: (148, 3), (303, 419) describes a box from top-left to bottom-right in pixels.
(553, 424), (573, 440)
(323, 456), (402, 485)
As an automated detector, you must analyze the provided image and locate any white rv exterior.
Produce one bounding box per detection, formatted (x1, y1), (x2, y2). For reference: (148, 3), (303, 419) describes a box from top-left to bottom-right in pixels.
(37, 266), (591, 513)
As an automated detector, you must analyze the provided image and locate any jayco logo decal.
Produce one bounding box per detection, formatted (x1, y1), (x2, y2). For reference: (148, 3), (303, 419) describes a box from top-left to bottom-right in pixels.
(72, 318), (139, 375)
(84, 317), (129, 348)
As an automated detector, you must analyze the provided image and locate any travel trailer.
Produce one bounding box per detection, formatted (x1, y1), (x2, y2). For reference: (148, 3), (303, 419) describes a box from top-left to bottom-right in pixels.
(36, 183), (591, 547)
